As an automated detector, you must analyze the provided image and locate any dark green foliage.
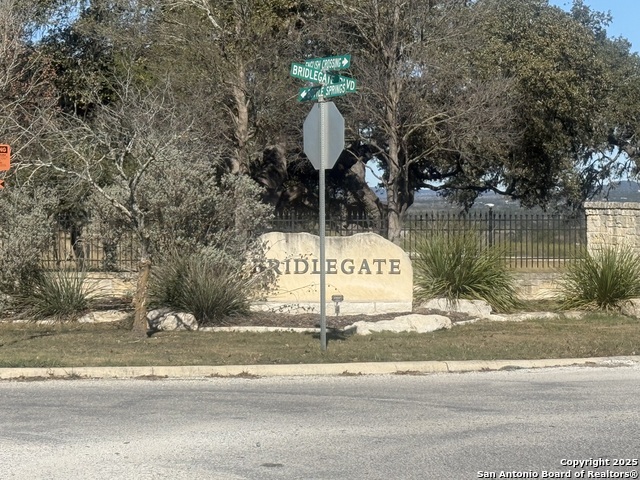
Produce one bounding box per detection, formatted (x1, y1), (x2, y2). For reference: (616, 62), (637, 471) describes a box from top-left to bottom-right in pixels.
(558, 245), (640, 311)
(15, 269), (95, 321)
(413, 229), (520, 313)
(150, 251), (251, 326)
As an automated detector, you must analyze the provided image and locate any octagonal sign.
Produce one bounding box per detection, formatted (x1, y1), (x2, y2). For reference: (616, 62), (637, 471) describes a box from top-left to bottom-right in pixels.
(303, 102), (345, 170)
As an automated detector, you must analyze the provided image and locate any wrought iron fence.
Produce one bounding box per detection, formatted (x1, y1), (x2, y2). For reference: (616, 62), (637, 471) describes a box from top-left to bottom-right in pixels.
(42, 230), (139, 272)
(270, 209), (587, 269)
(401, 210), (586, 269)
(271, 209), (387, 237)
(42, 209), (586, 271)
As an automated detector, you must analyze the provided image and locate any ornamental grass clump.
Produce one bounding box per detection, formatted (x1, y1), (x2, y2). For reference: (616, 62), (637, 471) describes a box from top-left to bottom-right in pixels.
(16, 269), (95, 321)
(413, 229), (519, 313)
(558, 245), (640, 311)
(150, 251), (251, 326)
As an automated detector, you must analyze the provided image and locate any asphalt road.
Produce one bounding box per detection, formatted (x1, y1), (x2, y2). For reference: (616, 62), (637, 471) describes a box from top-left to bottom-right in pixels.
(1, 366), (639, 480)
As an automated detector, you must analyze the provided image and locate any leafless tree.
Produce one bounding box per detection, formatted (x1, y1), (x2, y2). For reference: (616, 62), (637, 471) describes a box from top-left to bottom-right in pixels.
(18, 69), (206, 336)
(0, 0), (56, 166)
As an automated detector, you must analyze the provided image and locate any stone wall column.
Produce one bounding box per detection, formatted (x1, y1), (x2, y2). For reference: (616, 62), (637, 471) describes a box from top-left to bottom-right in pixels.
(584, 201), (640, 254)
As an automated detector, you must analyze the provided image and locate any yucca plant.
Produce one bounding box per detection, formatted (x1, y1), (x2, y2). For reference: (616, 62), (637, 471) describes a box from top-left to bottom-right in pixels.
(150, 251), (251, 326)
(16, 269), (96, 321)
(413, 228), (519, 313)
(558, 245), (640, 311)
(148, 249), (190, 309)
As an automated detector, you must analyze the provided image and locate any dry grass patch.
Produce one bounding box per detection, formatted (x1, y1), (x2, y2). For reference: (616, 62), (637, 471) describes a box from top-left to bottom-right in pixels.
(0, 313), (638, 368)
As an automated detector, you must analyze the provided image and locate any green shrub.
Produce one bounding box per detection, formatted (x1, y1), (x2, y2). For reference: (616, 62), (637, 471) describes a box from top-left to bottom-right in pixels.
(150, 251), (251, 326)
(15, 269), (95, 321)
(558, 245), (640, 311)
(413, 229), (519, 312)
(0, 187), (56, 296)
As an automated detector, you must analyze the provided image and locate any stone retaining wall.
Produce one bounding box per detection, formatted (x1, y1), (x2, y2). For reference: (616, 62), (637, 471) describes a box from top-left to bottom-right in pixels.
(90, 271), (559, 302)
(85, 272), (136, 298)
(584, 201), (640, 252)
(511, 272), (560, 300)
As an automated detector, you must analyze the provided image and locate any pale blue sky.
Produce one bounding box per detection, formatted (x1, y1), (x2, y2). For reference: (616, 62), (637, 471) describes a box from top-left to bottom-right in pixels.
(549, 0), (639, 52)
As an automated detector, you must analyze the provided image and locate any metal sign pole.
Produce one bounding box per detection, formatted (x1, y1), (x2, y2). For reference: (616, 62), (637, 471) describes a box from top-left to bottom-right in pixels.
(319, 96), (327, 351)
(294, 54), (353, 351)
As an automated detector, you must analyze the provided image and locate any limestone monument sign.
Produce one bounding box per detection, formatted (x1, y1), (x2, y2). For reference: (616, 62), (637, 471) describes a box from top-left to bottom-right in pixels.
(256, 232), (413, 314)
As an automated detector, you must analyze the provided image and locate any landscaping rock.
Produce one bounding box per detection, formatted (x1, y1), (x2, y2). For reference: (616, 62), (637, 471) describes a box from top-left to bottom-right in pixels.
(485, 312), (560, 322)
(345, 314), (451, 335)
(420, 298), (493, 318)
(147, 308), (198, 331)
(147, 307), (172, 321)
(459, 311), (587, 323)
(620, 299), (640, 319)
(78, 310), (131, 324)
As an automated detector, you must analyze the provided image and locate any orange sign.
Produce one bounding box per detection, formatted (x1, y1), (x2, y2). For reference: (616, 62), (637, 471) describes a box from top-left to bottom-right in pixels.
(0, 144), (10, 171)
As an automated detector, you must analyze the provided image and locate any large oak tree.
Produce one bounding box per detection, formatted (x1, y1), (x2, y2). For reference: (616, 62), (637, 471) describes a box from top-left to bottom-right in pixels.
(321, 0), (516, 241)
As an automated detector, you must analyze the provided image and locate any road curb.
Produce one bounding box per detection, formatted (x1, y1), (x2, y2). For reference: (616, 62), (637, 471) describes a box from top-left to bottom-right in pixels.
(1, 356), (639, 380)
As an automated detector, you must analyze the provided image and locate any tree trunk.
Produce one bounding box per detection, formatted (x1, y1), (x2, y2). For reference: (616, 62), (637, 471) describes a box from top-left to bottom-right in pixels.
(70, 223), (85, 270)
(383, 31), (404, 243)
(386, 185), (404, 244)
(386, 164), (413, 244)
(131, 257), (151, 337)
(253, 142), (288, 206)
(131, 233), (152, 338)
(231, 62), (250, 175)
(386, 105), (404, 243)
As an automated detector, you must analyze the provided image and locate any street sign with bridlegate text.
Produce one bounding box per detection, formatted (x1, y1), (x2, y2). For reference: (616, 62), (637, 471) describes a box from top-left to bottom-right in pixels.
(289, 63), (350, 84)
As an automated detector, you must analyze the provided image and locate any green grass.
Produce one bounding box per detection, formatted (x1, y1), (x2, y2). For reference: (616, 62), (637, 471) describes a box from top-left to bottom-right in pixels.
(0, 313), (638, 367)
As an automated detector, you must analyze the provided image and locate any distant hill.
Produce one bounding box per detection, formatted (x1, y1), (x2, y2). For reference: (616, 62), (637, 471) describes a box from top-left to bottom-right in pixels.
(592, 180), (640, 202)
(373, 181), (640, 212)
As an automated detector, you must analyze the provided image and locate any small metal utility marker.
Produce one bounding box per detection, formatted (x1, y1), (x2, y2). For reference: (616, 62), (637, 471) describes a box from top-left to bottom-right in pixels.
(331, 295), (344, 316)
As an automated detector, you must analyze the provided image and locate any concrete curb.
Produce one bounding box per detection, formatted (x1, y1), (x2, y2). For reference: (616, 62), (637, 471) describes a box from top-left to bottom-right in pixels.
(1, 356), (638, 380)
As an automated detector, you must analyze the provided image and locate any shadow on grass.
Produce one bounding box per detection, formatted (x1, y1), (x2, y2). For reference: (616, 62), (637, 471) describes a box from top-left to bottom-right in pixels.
(0, 331), (58, 349)
(310, 327), (351, 344)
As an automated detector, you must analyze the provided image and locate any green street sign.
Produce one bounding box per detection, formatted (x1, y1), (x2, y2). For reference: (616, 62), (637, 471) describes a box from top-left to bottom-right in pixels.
(304, 54), (351, 71)
(298, 78), (357, 102)
(290, 54), (356, 104)
(290, 63), (349, 84)
(298, 85), (322, 102)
